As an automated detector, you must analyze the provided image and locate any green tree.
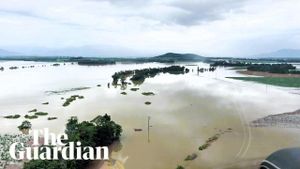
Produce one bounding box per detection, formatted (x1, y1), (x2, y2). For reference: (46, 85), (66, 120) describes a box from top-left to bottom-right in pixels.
(24, 114), (122, 169)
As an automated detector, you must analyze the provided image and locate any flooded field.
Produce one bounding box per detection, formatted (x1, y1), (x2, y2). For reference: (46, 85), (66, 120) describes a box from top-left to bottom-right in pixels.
(0, 61), (300, 169)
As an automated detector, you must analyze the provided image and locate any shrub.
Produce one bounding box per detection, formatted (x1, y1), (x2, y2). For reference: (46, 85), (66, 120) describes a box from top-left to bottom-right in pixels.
(4, 114), (21, 119)
(23, 114), (122, 169)
(176, 165), (185, 169)
(35, 112), (48, 116)
(28, 109), (37, 113)
(48, 117), (58, 120)
(25, 115), (38, 119)
(18, 121), (32, 130)
(145, 101), (152, 105)
(63, 95), (84, 107)
(142, 92), (155, 96)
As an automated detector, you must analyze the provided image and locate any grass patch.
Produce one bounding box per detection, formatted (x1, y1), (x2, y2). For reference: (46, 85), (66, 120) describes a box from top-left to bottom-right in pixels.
(120, 92), (127, 95)
(48, 117), (58, 120)
(28, 109), (37, 113)
(142, 92), (155, 96)
(42, 102), (49, 105)
(198, 143), (210, 151)
(63, 95), (84, 107)
(176, 166), (185, 169)
(228, 77), (300, 87)
(35, 112), (48, 116)
(184, 153), (197, 161)
(197, 129), (233, 152)
(4, 114), (21, 119)
(130, 88), (139, 91)
(145, 101), (152, 105)
(25, 115), (38, 119)
(198, 134), (221, 151)
(52, 63), (60, 66)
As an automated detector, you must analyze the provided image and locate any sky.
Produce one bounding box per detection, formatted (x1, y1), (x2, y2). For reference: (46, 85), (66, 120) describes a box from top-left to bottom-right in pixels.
(0, 0), (300, 57)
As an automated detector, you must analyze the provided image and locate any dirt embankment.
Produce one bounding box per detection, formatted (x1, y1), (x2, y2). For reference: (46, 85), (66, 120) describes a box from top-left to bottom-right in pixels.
(237, 71), (300, 78)
(251, 109), (300, 128)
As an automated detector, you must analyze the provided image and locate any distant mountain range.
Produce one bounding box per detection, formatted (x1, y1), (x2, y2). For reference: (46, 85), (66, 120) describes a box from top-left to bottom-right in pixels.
(252, 49), (300, 59)
(0, 45), (143, 57)
(1, 47), (300, 59)
(0, 51), (208, 63)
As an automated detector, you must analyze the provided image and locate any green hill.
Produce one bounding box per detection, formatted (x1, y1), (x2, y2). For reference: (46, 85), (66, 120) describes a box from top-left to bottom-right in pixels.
(151, 52), (207, 62)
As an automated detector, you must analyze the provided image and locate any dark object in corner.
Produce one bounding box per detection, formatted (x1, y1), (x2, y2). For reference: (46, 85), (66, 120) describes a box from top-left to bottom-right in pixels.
(260, 148), (300, 169)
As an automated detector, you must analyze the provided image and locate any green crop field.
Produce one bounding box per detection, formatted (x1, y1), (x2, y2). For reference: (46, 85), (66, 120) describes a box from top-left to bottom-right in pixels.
(228, 77), (300, 88)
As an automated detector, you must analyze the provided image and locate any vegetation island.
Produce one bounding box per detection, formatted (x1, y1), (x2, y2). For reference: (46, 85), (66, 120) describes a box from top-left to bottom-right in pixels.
(142, 92), (155, 96)
(112, 65), (189, 86)
(22, 114), (122, 169)
(212, 61), (300, 74)
(63, 95), (84, 107)
(4, 114), (21, 119)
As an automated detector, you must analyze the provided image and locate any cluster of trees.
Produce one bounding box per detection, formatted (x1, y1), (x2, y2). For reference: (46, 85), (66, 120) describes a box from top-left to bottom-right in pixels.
(130, 66), (189, 85)
(4, 114), (21, 119)
(247, 64), (298, 74)
(9, 66), (18, 70)
(23, 114), (122, 169)
(211, 60), (300, 74)
(77, 59), (116, 66)
(210, 60), (251, 67)
(112, 70), (135, 85)
(197, 67), (216, 73)
(63, 95), (84, 107)
(112, 66), (189, 86)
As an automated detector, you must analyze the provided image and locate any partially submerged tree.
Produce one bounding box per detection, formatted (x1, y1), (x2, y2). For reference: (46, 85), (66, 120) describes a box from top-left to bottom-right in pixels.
(18, 120), (32, 134)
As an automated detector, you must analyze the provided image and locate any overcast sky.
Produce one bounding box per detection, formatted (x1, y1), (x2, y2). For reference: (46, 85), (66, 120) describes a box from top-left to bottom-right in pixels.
(0, 0), (299, 57)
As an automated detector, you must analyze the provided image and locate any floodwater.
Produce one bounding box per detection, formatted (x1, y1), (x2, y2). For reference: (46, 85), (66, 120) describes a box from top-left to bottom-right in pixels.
(0, 61), (300, 169)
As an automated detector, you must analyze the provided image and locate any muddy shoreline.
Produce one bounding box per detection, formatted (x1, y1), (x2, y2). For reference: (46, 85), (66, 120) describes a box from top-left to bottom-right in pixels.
(251, 109), (300, 128)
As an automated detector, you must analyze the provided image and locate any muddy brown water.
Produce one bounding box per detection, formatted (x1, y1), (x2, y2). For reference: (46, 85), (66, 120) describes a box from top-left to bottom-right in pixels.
(0, 61), (300, 169)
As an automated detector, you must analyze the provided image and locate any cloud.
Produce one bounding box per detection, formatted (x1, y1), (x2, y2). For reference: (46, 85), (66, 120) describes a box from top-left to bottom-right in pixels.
(86, 0), (148, 6)
(0, 9), (52, 21)
(84, 0), (249, 26)
(0, 9), (36, 18)
(167, 0), (248, 25)
(0, 0), (299, 57)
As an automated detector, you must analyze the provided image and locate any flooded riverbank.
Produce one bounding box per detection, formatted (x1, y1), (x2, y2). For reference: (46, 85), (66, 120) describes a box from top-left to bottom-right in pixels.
(1, 61), (300, 169)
